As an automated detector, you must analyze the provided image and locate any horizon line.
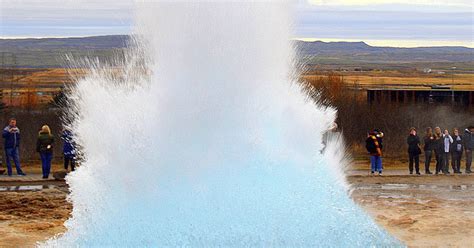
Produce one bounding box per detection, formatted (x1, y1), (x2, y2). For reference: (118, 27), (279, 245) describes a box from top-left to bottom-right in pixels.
(1, 35), (472, 49)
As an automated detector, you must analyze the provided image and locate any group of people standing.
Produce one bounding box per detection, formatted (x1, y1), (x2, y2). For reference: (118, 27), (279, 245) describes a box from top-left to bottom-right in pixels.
(408, 126), (474, 175)
(2, 118), (76, 179)
(366, 125), (474, 175)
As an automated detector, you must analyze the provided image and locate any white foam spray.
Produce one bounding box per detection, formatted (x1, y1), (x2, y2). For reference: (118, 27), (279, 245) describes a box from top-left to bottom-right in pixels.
(42, 2), (401, 247)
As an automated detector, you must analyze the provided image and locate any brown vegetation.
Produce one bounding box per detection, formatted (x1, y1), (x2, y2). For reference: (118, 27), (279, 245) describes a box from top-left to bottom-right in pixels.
(303, 73), (474, 158)
(1, 109), (63, 162)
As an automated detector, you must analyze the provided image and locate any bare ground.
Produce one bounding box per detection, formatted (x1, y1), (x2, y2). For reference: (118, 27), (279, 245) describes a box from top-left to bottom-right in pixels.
(0, 171), (473, 247)
(0, 186), (71, 247)
(349, 174), (474, 247)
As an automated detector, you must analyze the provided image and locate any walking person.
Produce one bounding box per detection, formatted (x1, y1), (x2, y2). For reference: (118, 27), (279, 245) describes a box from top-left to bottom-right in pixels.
(407, 127), (422, 175)
(423, 127), (434, 174)
(2, 118), (26, 176)
(366, 129), (384, 175)
(36, 125), (54, 179)
(464, 126), (474, 174)
(433, 127), (444, 174)
(442, 129), (453, 174)
(451, 128), (463, 174)
(62, 129), (76, 171)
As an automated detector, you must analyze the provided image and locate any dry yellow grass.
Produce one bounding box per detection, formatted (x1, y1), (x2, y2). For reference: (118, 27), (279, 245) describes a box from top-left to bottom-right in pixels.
(14, 68), (84, 86)
(303, 72), (474, 90)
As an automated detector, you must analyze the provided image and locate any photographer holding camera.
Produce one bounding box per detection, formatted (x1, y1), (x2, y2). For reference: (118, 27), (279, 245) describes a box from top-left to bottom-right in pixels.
(2, 118), (26, 176)
(366, 129), (384, 175)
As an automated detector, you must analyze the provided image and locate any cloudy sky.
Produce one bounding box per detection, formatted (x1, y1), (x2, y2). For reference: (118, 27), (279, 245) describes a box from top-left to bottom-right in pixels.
(1, 0), (473, 47)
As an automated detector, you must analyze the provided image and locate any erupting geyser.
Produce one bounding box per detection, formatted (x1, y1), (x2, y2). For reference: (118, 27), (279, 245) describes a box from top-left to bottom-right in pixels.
(42, 2), (401, 247)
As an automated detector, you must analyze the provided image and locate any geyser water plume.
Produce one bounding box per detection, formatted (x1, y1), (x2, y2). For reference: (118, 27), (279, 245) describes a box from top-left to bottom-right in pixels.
(43, 2), (401, 247)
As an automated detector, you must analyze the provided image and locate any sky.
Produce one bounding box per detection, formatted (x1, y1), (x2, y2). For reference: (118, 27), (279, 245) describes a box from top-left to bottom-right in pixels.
(0, 0), (473, 47)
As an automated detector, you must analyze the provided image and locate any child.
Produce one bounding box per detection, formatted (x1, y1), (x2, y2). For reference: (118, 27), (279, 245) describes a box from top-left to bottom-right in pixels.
(62, 129), (76, 171)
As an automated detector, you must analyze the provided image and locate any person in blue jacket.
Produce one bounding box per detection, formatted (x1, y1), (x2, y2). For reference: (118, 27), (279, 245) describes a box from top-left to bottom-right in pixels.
(2, 118), (26, 176)
(62, 129), (76, 171)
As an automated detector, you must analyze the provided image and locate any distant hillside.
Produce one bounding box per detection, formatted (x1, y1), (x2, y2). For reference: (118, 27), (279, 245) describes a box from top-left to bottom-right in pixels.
(295, 41), (474, 64)
(0, 35), (129, 51)
(0, 35), (129, 68)
(0, 35), (473, 67)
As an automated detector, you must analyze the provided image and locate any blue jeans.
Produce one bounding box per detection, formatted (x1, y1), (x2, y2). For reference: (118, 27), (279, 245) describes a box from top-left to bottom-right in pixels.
(5, 147), (23, 176)
(40, 152), (53, 178)
(370, 155), (383, 172)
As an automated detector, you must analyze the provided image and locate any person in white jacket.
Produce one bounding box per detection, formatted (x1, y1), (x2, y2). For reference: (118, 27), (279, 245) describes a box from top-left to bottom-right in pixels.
(442, 129), (453, 174)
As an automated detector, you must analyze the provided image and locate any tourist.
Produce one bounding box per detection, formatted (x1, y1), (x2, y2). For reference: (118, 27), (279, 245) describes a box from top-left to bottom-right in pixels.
(36, 125), (54, 179)
(464, 126), (474, 174)
(62, 129), (76, 171)
(423, 127), (434, 174)
(2, 118), (26, 176)
(366, 129), (383, 175)
(407, 127), (421, 175)
(442, 129), (453, 174)
(433, 127), (443, 174)
(451, 128), (463, 174)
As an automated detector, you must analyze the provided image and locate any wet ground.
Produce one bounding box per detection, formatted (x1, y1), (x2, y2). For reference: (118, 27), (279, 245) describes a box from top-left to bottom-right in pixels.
(0, 170), (473, 247)
(0, 180), (70, 247)
(349, 174), (474, 247)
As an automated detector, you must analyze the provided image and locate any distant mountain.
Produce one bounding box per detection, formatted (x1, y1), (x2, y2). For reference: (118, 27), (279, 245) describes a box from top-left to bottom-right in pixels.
(296, 40), (473, 54)
(0, 35), (129, 51)
(0, 35), (130, 68)
(295, 41), (474, 63)
(0, 35), (472, 67)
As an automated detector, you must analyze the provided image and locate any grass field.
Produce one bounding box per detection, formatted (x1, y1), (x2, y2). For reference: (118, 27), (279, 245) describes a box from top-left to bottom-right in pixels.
(303, 71), (474, 90)
(1, 67), (473, 108)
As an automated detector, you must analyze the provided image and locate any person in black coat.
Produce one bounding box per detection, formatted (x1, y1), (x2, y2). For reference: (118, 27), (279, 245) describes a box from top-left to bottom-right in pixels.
(451, 128), (463, 174)
(407, 127), (422, 175)
(463, 126), (474, 174)
(433, 127), (444, 174)
(36, 125), (54, 179)
(423, 127), (434, 174)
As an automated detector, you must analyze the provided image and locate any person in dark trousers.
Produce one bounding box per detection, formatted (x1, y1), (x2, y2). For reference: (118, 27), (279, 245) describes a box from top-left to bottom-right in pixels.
(62, 129), (76, 171)
(366, 129), (384, 175)
(464, 126), (474, 174)
(2, 118), (26, 176)
(433, 127), (444, 174)
(451, 128), (463, 174)
(423, 127), (434, 174)
(442, 129), (453, 174)
(407, 127), (422, 175)
(36, 125), (54, 179)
